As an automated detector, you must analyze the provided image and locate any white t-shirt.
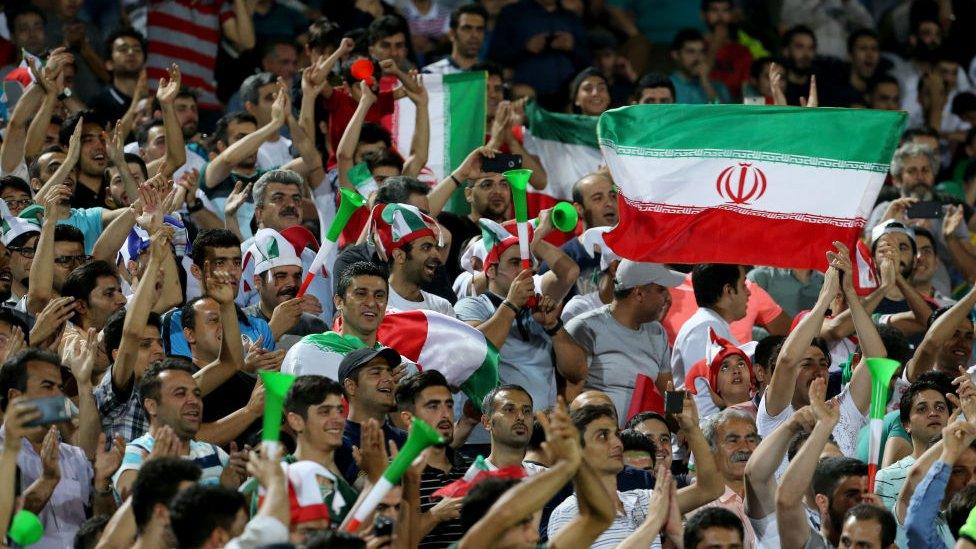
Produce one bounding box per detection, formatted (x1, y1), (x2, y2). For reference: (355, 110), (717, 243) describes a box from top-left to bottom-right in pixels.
(387, 286), (456, 317)
(257, 136), (294, 170)
(672, 307), (738, 386)
(548, 490), (662, 549)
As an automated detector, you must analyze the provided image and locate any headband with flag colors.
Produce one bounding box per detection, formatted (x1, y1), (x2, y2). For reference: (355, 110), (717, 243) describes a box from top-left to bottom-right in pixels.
(0, 202), (42, 247)
(368, 203), (442, 257)
(479, 218), (533, 272)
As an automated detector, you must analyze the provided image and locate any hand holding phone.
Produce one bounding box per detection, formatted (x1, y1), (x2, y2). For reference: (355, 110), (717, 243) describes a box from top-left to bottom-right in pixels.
(25, 396), (77, 427)
(664, 391), (684, 414)
(906, 201), (944, 219)
(481, 153), (522, 174)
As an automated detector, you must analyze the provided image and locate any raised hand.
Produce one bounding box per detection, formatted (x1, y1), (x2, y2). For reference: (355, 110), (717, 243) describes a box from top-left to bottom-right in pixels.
(538, 397), (581, 466)
(148, 425), (181, 459)
(270, 85), (288, 128)
(136, 181), (164, 231)
(2, 398), (44, 447)
(403, 71), (428, 106)
(0, 325), (26, 364)
(943, 204), (965, 237)
(65, 327), (98, 387)
(354, 418), (389, 484)
(245, 445), (284, 489)
(530, 293), (560, 330)
(800, 75), (818, 108)
(826, 241), (854, 292)
(66, 117), (84, 167)
(768, 62), (787, 106)
(224, 181), (252, 217)
(358, 79), (377, 107)
(105, 120), (127, 166)
(673, 388), (700, 431)
(94, 433), (126, 482)
(941, 418), (976, 464)
(40, 427), (61, 481)
(29, 296), (76, 348)
(220, 441), (250, 488)
(204, 260), (237, 305)
(156, 64), (182, 105)
(809, 376), (839, 427)
(504, 269), (535, 310)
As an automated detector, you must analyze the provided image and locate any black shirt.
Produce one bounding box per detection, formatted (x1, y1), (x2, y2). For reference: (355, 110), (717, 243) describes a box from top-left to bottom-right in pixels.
(90, 85), (132, 123)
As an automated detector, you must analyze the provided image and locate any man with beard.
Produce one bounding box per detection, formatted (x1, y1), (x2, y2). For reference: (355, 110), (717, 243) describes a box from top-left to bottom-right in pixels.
(669, 28), (731, 104)
(423, 5), (487, 74)
(867, 220), (935, 339)
(482, 384), (539, 471)
(242, 228), (326, 349)
(823, 28), (883, 108)
(777, 377), (872, 549)
(90, 28), (146, 123)
(376, 203), (456, 317)
(696, 409), (761, 547)
(113, 358), (248, 498)
(566, 260), (683, 424)
(395, 370), (471, 547)
(780, 25), (819, 106)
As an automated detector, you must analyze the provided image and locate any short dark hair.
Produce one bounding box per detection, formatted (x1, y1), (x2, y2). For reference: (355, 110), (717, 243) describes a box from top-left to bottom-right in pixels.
(899, 371), (955, 425)
(191, 229), (242, 268)
(103, 308), (162, 361)
(138, 357), (197, 416)
(7, 7), (46, 37)
(470, 61), (503, 79)
(812, 457), (868, 499)
(787, 430), (838, 461)
(569, 67), (608, 110)
(947, 484), (976, 538)
(954, 92), (976, 119)
(307, 18), (343, 52)
(0, 349), (63, 411)
(135, 118), (165, 148)
(451, 4), (487, 30)
(122, 153), (149, 179)
(103, 26), (146, 58)
(285, 375), (345, 419)
(634, 71), (675, 100)
(374, 176), (428, 205)
(61, 260), (119, 307)
(363, 149), (404, 174)
(60, 110), (110, 147)
(305, 529), (367, 549)
(671, 28), (705, 51)
(239, 72), (277, 106)
(749, 56), (778, 80)
(210, 112), (257, 149)
(131, 457), (202, 532)
(844, 503), (897, 547)
(0, 176), (32, 196)
(625, 411), (671, 432)
(692, 264), (742, 308)
(754, 335), (785, 372)
(396, 370), (450, 412)
(846, 28), (878, 54)
(877, 324), (912, 366)
(54, 224), (85, 247)
(358, 122), (392, 148)
(368, 15), (408, 46)
(336, 261), (389, 300)
(29, 145), (66, 180)
(481, 384), (532, 415)
(74, 515), (111, 549)
(684, 507), (744, 549)
(783, 24), (817, 48)
(169, 485), (247, 548)
(867, 73), (900, 96)
(620, 428), (656, 460)
(570, 404), (616, 446)
(260, 37), (298, 61)
(460, 477), (520, 530)
(180, 297), (208, 332)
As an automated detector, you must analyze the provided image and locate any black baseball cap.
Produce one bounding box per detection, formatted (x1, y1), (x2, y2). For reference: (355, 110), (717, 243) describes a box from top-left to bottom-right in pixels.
(337, 346), (401, 383)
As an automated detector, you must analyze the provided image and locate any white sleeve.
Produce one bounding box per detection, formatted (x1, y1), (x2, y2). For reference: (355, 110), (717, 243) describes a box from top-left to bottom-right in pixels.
(224, 515), (289, 549)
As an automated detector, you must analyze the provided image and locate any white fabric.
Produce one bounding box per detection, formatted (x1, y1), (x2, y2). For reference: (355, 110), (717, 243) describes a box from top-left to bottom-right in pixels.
(561, 291), (604, 323)
(671, 307), (738, 387)
(257, 136), (294, 170)
(548, 490), (662, 549)
(387, 285), (456, 317)
(225, 515), (289, 549)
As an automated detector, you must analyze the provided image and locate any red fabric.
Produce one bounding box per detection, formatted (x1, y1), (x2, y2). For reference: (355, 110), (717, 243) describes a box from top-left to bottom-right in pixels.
(500, 218), (578, 248)
(709, 41), (753, 100)
(280, 225), (320, 254)
(325, 88), (396, 168)
(338, 206), (369, 249)
(431, 466), (527, 499)
(626, 374), (665, 422)
(852, 239), (878, 296)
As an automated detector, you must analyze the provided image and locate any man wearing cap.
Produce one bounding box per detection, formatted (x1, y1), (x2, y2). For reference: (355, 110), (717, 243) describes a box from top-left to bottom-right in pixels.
(565, 260), (683, 425)
(242, 228), (327, 350)
(334, 345), (409, 484)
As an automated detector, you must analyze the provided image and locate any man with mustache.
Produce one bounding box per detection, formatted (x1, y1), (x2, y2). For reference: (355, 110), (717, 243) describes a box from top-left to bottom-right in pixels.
(242, 228), (326, 350)
(375, 203), (456, 317)
(696, 409), (761, 547)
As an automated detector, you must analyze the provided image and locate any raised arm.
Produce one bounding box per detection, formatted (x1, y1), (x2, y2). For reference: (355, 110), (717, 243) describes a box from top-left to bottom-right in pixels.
(618, 465), (673, 549)
(221, 0), (256, 52)
(26, 185), (72, 315)
(146, 65), (187, 178)
(335, 81), (376, 191)
(192, 265), (246, 395)
(745, 406), (813, 519)
(765, 265), (839, 417)
(466, 268), (534, 349)
(401, 73), (429, 178)
(205, 87), (286, 188)
(116, 71), (147, 143)
(427, 147), (492, 217)
(907, 286), (976, 382)
(286, 106), (324, 186)
(533, 211), (580, 302)
(24, 72), (62, 161)
(675, 390), (725, 513)
(0, 50), (68, 173)
(776, 378), (839, 549)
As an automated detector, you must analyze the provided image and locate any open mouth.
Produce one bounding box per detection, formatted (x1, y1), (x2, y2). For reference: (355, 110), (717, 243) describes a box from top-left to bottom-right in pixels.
(182, 409), (200, 421)
(362, 311), (378, 322)
(512, 423), (527, 435)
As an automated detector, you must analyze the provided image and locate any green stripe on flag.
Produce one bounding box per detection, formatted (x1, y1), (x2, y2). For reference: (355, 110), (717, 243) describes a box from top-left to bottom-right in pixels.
(458, 341), (499, 412)
(598, 104), (905, 166)
(525, 101), (599, 147)
(442, 72), (487, 216)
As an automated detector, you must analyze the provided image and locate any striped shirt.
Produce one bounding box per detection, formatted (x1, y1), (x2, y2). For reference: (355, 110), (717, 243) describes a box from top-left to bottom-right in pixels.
(547, 489), (663, 549)
(419, 451), (473, 548)
(146, 0), (234, 110)
(113, 433), (229, 493)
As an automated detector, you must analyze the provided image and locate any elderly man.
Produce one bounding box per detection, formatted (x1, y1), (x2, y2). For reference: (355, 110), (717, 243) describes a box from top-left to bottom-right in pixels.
(865, 142), (940, 233)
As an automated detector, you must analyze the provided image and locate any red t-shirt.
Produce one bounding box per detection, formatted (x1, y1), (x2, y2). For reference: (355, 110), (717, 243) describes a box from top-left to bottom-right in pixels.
(325, 86), (395, 168)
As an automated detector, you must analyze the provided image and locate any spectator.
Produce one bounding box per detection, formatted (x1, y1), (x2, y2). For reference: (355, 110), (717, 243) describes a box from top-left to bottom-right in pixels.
(90, 27), (146, 123)
(670, 28), (732, 104)
(780, 0), (874, 60)
(128, 457), (202, 546)
(632, 71), (676, 104)
(780, 25), (819, 106)
(701, 0), (752, 101)
(423, 5), (487, 74)
(684, 506), (746, 549)
(696, 409), (760, 546)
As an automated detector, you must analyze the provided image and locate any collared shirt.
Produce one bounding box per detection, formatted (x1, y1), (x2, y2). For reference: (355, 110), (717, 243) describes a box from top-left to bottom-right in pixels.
(695, 485), (756, 548)
(0, 428), (93, 549)
(419, 450), (474, 548)
(94, 365), (149, 443)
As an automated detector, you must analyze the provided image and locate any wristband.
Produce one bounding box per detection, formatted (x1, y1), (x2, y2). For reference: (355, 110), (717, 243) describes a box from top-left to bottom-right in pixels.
(501, 300), (520, 315)
(450, 173), (464, 187)
(544, 318), (563, 336)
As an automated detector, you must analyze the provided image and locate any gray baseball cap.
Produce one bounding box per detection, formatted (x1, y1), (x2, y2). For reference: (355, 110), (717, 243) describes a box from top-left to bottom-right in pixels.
(613, 260), (685, 291)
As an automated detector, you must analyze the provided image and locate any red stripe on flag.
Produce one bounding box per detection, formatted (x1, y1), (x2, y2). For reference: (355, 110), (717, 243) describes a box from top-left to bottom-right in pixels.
(147, 42), (216, 71)
(605, 201), (860, 270)
(376, 310), (430, 364)
(148, 12), (221, 42)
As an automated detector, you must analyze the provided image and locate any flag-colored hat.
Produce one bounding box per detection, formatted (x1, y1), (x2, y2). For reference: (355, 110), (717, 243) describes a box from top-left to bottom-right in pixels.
(0, 203), (42, 246)
(246, 228), (302, 276)
(479, 218), (532, 272)
(685, 328), (758, 396)
(369, 203), (441, 256)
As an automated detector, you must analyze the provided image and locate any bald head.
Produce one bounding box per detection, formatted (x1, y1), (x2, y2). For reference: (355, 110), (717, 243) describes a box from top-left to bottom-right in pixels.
(571, 173), (618, 228)
(571, 390), (615, 413)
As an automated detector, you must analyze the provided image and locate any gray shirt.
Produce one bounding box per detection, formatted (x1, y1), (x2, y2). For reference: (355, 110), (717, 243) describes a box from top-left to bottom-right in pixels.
(565, 305), (671, 426)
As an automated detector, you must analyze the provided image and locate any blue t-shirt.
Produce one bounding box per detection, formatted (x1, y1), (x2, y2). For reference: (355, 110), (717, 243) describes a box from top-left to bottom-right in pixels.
(60, 207), (103, 253)
(163, 306), (276, 357)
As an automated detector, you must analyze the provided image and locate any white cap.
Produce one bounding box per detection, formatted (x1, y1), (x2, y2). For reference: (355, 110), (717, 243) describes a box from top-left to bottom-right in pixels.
(614, 260), (685, 290)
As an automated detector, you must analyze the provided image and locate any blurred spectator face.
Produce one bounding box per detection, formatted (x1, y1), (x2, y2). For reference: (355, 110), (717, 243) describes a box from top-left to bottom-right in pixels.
(369, 32), (408, 64)
(12, 11), (45, 55)
(581, 414), (624, 475)
(79, 122), (109, 177)
(487, 75), (504, 115)
(702, 0), (733, 30)
(336, 274), (387, 336)
(142, 123), (166, 162)
(574, 75), (610, 115)
(467, 175), (510, 221)
(371, 165), (401, 187)
(256, 265), (302, 309)
(376, 485), (402, 523)
(148, 369), (204, 439)
(913, 21), (941, 51)
(263, 44), (298, 82)
(714, 417), (758, 482)
(839, 515), (886, 549)
(785, 33), (816, 72)
(185, 297), (223, 360)
(894, 153), (935, 190)
(945, 447), (976, 502)
(905, 389), (949, 447)
(12, 360), (65, 403)
(673, 39), (707, 77)
(108, 35), (145, 78)
(1, 188), (32, 217)
(937, 60), (960, 91)
(715, 355), (751, 404)
(453, 13), (486, 58)
(632, 416), (672, 469)
(134, 97), (154, 130)
(256, 181), (304, 231)
(575, 173), (617, 227)
(173, 96), (199, 139)
(134, 325), (165, 369)
(483, 388), (534, 450)
(939, 317), (975, 371)
(637, 86), (675, 104)
(911, 232), (936, 285)
(218, 119), (259, 169)
(246, 82), (279, 127)
(850, 35), (879, 80)
(44, 122), (61, 150)
(818, 475), (869, 535)
(59, 0), (84, 19)
(691, 527), (743, 549)
(868, 82), (900, 111)
(7, 235), (38, 289)
(107, 161), (146, 207)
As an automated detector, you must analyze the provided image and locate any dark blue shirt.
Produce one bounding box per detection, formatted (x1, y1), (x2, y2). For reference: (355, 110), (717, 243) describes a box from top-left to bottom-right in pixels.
(336, 419), (408, 484)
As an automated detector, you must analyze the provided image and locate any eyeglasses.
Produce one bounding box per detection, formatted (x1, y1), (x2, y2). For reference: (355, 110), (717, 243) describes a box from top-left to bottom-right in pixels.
(54, 255), (92, 266)
(7, 246), (36, 258)
(1, 198), (33, 209)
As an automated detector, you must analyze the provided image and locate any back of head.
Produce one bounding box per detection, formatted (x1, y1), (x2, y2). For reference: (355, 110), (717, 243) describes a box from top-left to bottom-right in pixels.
(684, 507), (744, 548)
(132, 457), (202, 532)
(374, 176), (427, 205)
(460, 477), (520, 530)
(691, 264), (741, 308)
(169, 484), (246, 548)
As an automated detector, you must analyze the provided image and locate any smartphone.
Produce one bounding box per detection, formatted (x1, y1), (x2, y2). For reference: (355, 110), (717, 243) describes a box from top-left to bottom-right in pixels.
(25, 396), (78, 427)
(482, 153), (522, 174)
(664, 391), (684, 415)
(373, 515), (394, 538)
(906, 201), (944, 219)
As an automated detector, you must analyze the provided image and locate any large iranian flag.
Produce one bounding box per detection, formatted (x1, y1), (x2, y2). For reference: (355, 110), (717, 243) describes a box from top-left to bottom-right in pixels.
(392, 72), (486, 215)
(598, 105), (906, 269)
(523, 101), (603, 202)
(378, 309), (499, 409)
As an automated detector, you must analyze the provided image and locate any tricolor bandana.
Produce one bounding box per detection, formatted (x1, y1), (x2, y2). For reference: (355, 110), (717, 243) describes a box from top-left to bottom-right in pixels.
(431, 465), (526, 500)
(698, 328), (759, 395)
(368, 203), (442, 257)
(478, 218), (533, 272)
(245, 228), (302, 276)
(0, 203), (42, 246)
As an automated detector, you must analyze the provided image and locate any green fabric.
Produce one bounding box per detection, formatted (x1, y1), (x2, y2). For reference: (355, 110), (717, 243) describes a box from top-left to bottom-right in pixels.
(855, 409), (910, 462)
(441, 72), (487, 217)
(525, 101), (599, 147)
(935, 180), (966, 202)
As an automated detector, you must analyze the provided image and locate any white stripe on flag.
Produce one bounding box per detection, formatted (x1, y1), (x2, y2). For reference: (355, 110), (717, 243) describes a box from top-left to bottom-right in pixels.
(523, 131), (602, 201)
